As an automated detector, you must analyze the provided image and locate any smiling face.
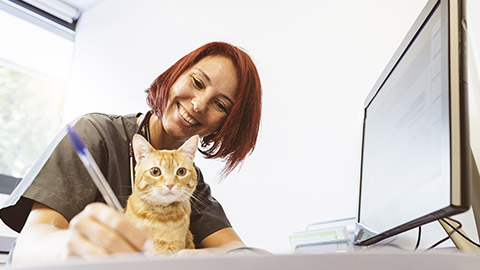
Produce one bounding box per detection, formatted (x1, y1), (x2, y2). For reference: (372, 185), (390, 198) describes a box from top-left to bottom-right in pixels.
(161, 55), (238, 143)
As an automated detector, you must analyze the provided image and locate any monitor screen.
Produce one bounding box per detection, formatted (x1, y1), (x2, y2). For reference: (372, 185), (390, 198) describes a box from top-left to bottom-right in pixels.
(355, 0), (470, 245)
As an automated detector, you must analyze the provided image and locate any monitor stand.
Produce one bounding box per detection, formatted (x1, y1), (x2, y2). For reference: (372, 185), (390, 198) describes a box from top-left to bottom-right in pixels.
(439, 149), (480, 253)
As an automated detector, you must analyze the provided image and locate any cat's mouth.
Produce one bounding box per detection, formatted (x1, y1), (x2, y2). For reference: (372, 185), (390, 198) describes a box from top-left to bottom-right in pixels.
(142, 190), (182, 206)
(177, 103), (200, 126)
(164, 190), (176, 196)
(161, 189), (191, 203)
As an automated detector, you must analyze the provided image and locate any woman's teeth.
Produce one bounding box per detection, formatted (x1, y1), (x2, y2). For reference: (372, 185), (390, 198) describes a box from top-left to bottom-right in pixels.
(178, 105), (199, 125)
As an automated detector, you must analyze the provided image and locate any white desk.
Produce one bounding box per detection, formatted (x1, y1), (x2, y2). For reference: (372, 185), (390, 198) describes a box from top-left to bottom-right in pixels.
(9, 251), (480, 270)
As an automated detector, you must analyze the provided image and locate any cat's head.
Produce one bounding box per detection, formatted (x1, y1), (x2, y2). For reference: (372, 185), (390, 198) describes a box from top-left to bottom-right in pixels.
(132, 134), (199, 206)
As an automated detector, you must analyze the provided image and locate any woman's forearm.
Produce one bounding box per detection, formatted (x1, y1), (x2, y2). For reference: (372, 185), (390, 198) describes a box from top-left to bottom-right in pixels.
(12, 224), (70, 265)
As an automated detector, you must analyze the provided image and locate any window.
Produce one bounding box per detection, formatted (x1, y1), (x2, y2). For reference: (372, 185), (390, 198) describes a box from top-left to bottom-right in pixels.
(0, 7), (74, 179)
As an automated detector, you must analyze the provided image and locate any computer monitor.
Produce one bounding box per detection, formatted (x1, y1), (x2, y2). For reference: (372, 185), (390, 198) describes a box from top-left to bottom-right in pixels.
(354, 0), (476, 246)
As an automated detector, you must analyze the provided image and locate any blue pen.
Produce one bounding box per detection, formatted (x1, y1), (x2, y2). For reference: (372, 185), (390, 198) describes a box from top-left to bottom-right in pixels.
(66, 124), (124, 213)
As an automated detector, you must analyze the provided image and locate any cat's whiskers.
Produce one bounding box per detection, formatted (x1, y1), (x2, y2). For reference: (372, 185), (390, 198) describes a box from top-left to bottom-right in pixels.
(177, 188), (196, 203)
(139, 189), (159, 205)
(189, 192), (210, 213)
(189, 199), (202, 214)
(189, 192), (209, 205)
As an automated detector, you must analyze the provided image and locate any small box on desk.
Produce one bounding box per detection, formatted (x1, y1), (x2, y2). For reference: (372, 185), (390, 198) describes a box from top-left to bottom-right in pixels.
(290, 217), (357, 254)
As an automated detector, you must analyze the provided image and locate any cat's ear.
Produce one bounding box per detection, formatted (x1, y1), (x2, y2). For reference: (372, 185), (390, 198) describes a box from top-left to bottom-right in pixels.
(179, 135), (199, 160)
(132, 134), (154, 163)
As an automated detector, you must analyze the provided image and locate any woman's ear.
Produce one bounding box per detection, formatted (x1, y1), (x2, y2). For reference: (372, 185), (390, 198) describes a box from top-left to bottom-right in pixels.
(132, 134), (155, 163)
(179, 135), (199, 160)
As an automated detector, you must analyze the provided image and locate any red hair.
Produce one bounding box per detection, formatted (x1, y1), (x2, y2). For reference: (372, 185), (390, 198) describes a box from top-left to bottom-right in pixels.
(146, 42), (262, 176)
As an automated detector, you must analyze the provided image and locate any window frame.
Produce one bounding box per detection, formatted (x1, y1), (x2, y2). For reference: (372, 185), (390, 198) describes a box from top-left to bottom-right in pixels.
(0, 0), (76, 40)
(0, 0), (76, 186)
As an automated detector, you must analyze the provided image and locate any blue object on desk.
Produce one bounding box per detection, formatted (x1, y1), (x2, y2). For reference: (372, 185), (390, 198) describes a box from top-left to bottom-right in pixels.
(66, 125), (124, 213)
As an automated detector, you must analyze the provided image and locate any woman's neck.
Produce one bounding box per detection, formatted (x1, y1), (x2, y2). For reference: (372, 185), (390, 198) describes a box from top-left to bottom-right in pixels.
(148, 113), (184, 150)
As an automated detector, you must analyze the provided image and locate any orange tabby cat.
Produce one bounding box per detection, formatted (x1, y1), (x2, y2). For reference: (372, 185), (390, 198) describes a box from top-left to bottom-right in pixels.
(126, 134), (199, 254)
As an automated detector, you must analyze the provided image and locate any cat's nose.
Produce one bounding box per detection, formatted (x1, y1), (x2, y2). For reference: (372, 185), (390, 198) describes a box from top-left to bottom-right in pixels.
(166, 184), (175, 190)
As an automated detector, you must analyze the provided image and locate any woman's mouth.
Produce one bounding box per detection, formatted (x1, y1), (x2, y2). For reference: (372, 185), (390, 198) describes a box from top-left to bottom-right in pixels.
(177, 103), (200, 125)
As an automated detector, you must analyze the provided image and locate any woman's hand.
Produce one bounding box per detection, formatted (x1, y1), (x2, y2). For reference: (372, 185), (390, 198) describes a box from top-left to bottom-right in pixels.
(67, 203), (152, 257)
(12, 202), (152, 265)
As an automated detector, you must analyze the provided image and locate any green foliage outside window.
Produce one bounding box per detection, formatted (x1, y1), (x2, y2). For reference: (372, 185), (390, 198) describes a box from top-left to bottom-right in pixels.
(0, 65), (66, 178)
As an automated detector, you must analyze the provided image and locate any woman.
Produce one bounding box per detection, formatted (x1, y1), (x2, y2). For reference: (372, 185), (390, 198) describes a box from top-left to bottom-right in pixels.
(0, 41), (262, 264)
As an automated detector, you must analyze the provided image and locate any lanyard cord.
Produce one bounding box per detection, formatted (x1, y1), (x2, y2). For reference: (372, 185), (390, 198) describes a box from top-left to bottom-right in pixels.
(129, 110), (153, 157)
(129, 110), (153, 191)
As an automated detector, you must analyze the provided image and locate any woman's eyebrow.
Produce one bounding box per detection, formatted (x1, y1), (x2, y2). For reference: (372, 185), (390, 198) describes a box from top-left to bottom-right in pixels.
(222, 94), (234, 106)
(194, 68), (211, 83)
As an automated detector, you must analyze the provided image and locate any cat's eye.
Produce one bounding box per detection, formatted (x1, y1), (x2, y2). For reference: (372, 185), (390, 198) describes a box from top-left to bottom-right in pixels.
(176, 167), (187, 176)
(150, 167), (162, 176)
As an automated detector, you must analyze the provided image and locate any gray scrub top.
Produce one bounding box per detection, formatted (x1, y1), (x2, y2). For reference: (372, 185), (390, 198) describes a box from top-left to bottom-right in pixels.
(0, 113), (231, 247)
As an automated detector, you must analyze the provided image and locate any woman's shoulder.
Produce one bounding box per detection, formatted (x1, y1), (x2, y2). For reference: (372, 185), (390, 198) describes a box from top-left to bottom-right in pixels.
(75, 112), (139, 134)
(67, 112), (140, 149)
(80, 112), (138, 125)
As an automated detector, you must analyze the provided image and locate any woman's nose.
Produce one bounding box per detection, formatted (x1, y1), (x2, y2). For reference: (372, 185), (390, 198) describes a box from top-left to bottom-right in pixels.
(192, 95), (207, 112)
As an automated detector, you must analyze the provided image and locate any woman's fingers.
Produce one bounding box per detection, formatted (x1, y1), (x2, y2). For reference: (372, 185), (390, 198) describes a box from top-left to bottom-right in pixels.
(70, 213), (138, 254)
(66, 229), (108, 258)
(84, 203), (151, 251)
(69, 203), (152, 255)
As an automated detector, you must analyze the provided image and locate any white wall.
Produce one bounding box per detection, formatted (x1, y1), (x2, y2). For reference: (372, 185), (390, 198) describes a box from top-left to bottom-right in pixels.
(64, 0), (480, 254)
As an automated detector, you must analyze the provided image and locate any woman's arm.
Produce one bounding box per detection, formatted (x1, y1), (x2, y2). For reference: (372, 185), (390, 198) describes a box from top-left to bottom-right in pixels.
(12, 202), (151, 265)
(172, 227), (245, 258)
(201, 227), (245, 249)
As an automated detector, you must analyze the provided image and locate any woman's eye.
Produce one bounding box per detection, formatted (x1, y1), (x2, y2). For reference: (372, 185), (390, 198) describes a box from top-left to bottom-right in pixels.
(191, 76), (204, 89)
(150, 167), (162, 176)
(214, 100), (227, 112)
(176, 167), (187, 176)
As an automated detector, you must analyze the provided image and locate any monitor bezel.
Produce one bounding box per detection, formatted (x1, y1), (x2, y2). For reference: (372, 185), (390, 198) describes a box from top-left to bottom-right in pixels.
(355, 0), (470, 246)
